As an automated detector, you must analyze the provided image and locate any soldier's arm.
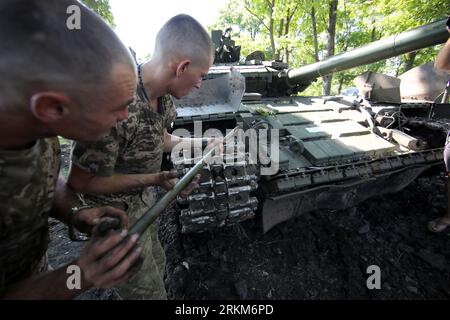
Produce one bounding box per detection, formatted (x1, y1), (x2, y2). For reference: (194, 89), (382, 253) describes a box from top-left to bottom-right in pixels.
(163, 129), (223, 153)
(69, 126), (171, 195)
(69, 165), (199, 196)
(435, 37), (450, 71)
(69, 139), (196, 195)
(163, 129), (204, 153)
(435, 23), (450, 71)
(51, 176), (128, 233)
(2, 263), (87, 299)
(68, 164), (173, 194)
(2, 229), (142, 299)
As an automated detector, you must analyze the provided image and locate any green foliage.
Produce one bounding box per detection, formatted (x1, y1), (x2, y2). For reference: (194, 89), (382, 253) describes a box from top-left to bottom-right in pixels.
(301, 78), (322, 96)
(81, 0), (115, 27)
(212, 0), (447, 95)
(209, 0), (266, 60)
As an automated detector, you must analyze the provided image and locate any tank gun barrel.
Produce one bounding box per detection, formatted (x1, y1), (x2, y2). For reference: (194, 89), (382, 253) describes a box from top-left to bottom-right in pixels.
(287, 18), (449, 86)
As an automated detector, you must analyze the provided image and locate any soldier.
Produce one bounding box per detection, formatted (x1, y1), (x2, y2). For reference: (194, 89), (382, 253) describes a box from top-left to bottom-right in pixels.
(428, 16), (450, 233)
(434, 17), (450, 71)
(0, 0), (143, 298)
(67, 14), (215, 299)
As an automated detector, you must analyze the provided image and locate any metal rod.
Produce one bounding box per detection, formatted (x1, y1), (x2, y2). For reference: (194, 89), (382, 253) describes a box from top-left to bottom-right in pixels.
(128, 126), (241, 235)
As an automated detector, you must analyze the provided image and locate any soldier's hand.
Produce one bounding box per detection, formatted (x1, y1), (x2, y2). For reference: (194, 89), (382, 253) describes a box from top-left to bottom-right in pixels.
(205, 137), (224, 154)
(72, 206), (129, 235)
(157, 170), (179, 190)
(76, 228), (143, 289)
(180, 173), (201, 198)
(157, 170), (200, 197)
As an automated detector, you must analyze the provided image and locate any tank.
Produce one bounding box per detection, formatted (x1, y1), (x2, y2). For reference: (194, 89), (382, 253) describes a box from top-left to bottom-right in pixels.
(170, 18), (450, 233)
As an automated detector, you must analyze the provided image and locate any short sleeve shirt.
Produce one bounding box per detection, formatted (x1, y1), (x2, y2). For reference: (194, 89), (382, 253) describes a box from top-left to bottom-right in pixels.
(0, 138), (60, 293)
(71, 90), (177, 205)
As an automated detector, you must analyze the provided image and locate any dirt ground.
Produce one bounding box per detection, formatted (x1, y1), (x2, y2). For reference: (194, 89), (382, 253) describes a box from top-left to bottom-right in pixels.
(48, 144), (450, 300)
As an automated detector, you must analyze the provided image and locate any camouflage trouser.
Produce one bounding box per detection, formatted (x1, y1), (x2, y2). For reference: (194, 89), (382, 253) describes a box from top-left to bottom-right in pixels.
(0, 252), (50, 296)
(37, 252), (50, 272)
(116, 188), (167, 300)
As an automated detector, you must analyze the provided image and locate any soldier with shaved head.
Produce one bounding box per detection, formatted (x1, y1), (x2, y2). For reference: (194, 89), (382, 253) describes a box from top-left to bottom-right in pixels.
(68, 14), (215, 299)
(0, 0), (142, 298)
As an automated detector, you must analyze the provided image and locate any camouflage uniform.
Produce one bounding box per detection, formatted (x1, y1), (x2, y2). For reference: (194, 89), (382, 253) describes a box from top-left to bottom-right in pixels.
(0, 138), (60, 295)
(71, 86), (177, 300)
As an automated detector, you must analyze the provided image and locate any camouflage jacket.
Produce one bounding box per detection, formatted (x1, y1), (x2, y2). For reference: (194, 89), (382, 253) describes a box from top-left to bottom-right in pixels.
(0, 138), (60, 293)
(71, 87), (177, 206)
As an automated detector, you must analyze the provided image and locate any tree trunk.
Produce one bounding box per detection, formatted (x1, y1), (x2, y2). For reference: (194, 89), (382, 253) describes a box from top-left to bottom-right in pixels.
(284, 11), (290, 63)
(276, 18), (284, 61)
(284, 3), (298, 64)
(268, 0), (277, 60)
(311, 5), (319, 62)
(371, 20), (376, 42)
(243, 0), (277, 59)
(403, 51), (418, 73)
(322, 0), (338, 96)
(276, 4), (298, 63)
(338, 76), (344, 94)
(284, 22), (290, 63)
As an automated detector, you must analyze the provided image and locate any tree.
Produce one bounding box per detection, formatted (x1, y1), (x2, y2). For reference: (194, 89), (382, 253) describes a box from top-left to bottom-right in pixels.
(322, 0), (338, 95)
(306, 0), (447, 95)
(211, 0), (301, 62)
(210, 0), (268, 60)
(81, 0), (115, 27)
(374, 0), (448, 75)
(213, 0), (447, 96)
(243, 0), (300, 62)
(310, 5), (319, 63)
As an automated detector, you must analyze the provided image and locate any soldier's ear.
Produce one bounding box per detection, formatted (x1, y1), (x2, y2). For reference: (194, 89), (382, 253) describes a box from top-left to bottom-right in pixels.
(29, 92), (70, 123)
(175, 60), (191, 78)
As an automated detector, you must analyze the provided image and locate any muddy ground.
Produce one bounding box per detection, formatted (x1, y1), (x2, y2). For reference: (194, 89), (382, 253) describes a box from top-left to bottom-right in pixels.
(48, 143), (450, 299)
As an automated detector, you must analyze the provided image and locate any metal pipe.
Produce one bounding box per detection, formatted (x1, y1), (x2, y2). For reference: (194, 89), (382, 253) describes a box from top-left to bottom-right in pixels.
(128, 126), (241, 235)
(287, 18), (449, 85)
